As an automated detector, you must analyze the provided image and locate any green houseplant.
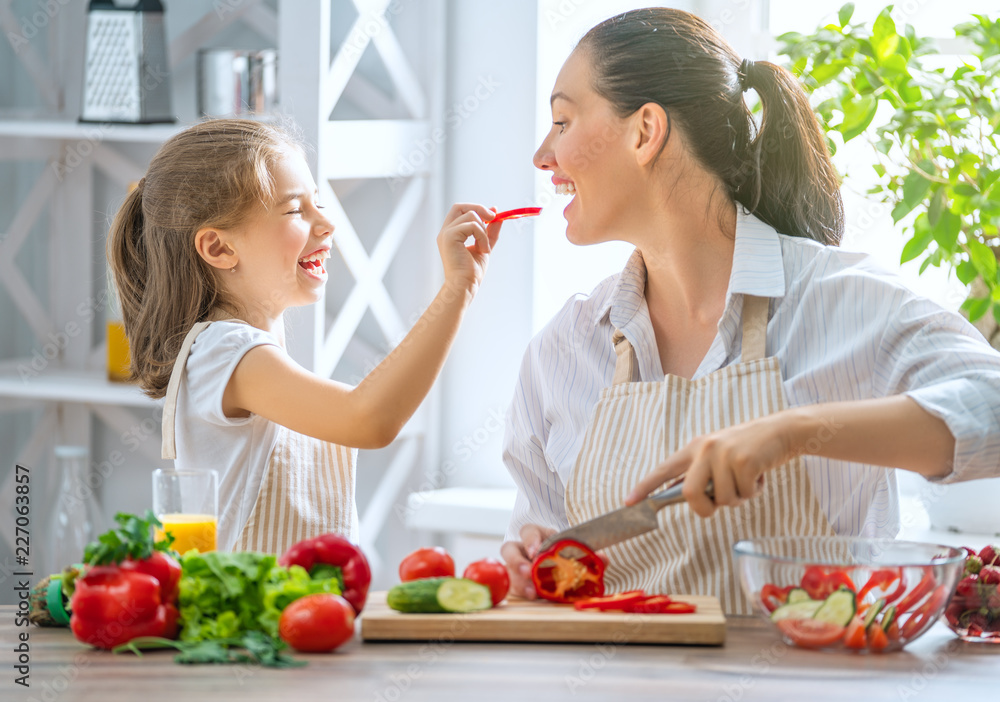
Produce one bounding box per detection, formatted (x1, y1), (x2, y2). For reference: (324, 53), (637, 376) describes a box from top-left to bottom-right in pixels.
(776, 4), (1000, 346)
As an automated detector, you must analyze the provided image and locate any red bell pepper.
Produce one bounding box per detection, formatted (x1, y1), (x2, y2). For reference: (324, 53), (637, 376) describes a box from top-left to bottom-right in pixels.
(626, 595), (697, 614)
(70, 566), (179, 649)
(531, 539), (605, 603)
(800, 566), (856, 600)
(70, 511), (182, 650)
(900, 584), (949, 639)
(856, 568), (902, 602)
(760, 583), (794, 613)
(895, 571), (936, 615)
(573, 590), (647, 611)
(278, 533), (372, 614)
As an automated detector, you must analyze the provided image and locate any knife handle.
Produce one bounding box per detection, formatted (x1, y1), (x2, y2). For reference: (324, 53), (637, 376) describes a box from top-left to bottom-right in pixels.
(648, 478), (715, 511)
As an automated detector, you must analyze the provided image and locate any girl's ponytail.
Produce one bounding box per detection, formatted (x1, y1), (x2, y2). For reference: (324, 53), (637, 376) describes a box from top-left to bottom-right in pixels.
(736, 61), (844, 245)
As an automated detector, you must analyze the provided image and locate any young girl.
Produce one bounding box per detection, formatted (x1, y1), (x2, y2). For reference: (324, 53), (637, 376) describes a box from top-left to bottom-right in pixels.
(501, 8), (1000, 613)
(108, 119), (503, 554)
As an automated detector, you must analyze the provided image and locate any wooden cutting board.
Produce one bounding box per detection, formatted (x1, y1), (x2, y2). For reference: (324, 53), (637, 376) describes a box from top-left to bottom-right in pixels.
(360, 592), (726, 645)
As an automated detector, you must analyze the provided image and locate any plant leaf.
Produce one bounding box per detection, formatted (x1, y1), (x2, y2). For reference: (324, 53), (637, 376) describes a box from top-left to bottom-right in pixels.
(839, 3), (855, 27)
(957, 260), (979, 285)
(841, 94), (878, 141)
(968, 237), (998, 280)
(873, 10), (900, 63)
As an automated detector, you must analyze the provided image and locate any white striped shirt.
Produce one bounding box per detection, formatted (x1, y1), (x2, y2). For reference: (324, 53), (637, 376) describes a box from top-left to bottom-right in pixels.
(503, 209), (1000, 542)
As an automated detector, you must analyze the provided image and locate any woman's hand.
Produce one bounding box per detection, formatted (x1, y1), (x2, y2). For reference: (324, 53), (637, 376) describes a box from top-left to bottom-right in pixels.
(437, 203), (502, 297)
(500, 524), (556, 599)
(625, 413), (798, 518)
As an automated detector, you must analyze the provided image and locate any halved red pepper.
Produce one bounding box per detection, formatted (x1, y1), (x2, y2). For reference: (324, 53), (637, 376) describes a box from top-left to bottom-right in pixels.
(573, 590), (646, 611)
(278, 533), (372, 614)
(531, 539), (605, 603)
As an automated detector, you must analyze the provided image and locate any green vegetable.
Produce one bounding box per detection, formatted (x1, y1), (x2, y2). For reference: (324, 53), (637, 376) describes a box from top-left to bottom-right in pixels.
(812, 587), (857, 627)
(863, 598), (886, 630)
(112, 633), (305, 668)
(83, 510), (175, 565)
(769, 599), (823, 622)
(177, 551), (342, 642)
(881, 605), (897, 631)
(387, 577), (492, 613)
(785, 588), (812, 605)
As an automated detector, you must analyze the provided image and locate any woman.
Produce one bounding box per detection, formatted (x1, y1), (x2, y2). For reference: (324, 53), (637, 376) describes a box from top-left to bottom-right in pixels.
(500, 8), (1000, 614)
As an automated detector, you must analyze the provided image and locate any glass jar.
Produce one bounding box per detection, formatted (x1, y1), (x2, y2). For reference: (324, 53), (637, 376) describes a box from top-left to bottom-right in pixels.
(47, 446), (105, 573)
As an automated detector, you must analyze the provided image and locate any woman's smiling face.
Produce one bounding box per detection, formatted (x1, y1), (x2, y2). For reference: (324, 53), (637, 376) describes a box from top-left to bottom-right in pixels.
(533, 49), (641, 245)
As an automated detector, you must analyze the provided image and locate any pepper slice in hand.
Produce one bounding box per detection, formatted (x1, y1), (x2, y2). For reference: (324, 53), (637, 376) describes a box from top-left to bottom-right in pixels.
(278, 533), (372, 615)
(490, 207), (541, 223)
(531, 540), (605, 603)
(70, 566), (179, 650)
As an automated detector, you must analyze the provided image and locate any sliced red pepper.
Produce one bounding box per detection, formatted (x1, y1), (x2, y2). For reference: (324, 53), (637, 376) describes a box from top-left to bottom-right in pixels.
(278, 533), (372, 614)
(490, 207), (541, 223)
(573, 590), (647, 611)
(531, 539), (605, 603)
(895, 571), (936, 615)
(899, 584), (949, 640)
(760, 583), (794, 613)
(627, 596), (697, 614)
(857, 568), (901, 601)
(800, 566), (856, 600)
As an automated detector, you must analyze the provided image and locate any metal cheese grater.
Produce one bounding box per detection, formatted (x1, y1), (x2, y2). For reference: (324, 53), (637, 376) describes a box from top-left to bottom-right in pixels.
(80, 0), (174, 123)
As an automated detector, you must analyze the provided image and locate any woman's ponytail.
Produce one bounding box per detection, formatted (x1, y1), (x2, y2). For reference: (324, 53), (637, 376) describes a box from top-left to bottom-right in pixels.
(737, 61), (844, 245)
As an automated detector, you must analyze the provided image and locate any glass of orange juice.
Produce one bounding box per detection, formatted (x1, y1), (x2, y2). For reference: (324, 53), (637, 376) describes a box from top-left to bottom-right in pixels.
(152, 469), (218, 554)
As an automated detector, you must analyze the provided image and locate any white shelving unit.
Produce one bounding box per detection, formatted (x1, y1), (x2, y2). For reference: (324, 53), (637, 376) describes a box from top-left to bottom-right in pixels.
(0, 0), (446, 579)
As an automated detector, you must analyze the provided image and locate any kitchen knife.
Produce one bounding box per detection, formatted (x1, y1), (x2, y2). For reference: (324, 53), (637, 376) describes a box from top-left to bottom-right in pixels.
(536, 475), (715, 556)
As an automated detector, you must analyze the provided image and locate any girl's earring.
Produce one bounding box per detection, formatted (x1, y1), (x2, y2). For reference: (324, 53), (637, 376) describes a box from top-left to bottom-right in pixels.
(231, 264), (236, 273)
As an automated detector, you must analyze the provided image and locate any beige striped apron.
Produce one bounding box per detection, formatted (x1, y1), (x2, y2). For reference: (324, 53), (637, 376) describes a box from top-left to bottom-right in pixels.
(162, 321), (358, 554)
(565, 294), (838, 615)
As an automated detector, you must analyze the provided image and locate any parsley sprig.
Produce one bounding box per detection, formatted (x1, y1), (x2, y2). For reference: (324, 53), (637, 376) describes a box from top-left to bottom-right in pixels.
(112, 633), (306, 668)
(83, 510), (176, 566)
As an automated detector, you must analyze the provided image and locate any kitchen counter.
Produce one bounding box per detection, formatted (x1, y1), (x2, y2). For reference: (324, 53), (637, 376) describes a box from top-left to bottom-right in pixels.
(2, 606), (994, 701)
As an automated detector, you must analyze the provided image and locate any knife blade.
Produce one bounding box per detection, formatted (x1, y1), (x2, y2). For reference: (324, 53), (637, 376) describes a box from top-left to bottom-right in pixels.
(536, 476), (715, 555)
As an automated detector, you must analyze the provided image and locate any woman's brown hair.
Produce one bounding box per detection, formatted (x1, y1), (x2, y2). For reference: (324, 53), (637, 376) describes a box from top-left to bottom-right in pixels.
(107, 118), (302, 398)
(578, 8), (844, 245)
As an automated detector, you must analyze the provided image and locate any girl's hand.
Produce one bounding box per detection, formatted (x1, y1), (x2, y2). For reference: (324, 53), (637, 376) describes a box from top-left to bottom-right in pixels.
(500, 524), (556, 600)
(437, 203), (502, 296)
(624, 413), (798, 518)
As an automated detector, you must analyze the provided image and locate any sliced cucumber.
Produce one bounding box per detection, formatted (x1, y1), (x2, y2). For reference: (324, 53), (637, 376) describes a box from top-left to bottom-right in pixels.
(812, 587), (857, 627)
(862, 598), (885, 630)
(387, 577), (492, 614)
(881, 605), (897, 632)
(770, 599), (823, 622)
(786, 588), (813, 605)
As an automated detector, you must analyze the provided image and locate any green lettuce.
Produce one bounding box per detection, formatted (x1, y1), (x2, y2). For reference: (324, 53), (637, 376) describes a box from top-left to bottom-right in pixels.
(178, 551), (342, 642)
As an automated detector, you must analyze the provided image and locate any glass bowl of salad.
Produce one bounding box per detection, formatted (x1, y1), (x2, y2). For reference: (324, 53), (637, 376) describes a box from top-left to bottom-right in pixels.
(734, 537), (965, 653)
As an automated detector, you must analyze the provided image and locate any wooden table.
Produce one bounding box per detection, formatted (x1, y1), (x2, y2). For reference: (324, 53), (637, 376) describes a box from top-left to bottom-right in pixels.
(2, 606), (994, 701)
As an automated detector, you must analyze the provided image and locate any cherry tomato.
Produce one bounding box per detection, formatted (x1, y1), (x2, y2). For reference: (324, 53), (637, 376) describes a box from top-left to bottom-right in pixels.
(776, 619), (846, 649)
(399, 547), (455, 582)
(278, 594), (355, 653)
(462, 558), (510, 606)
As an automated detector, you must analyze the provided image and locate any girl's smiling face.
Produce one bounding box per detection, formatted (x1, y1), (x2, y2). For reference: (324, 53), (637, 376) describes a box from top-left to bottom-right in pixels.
(533, 49), (643, 246)
(225, 148), (334, 318)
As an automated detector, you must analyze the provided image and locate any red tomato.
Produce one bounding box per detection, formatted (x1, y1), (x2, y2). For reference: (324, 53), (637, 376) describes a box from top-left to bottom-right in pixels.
(843, 616), (867, 650)
(776, 619), (846, 649)
(278, 594), (355, 653)
(399, 547), (455, 582)
(462, 558), (510, 606)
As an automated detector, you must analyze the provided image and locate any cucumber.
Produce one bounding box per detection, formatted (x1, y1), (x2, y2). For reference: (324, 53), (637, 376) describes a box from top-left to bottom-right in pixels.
(786, 588), (813, 604)
(387, 577), (492, 614)
(862, 598), (886, 630)
(770, 599), (823, 622)
(881, 605), (897, 632)
(812, 587), (857, 627)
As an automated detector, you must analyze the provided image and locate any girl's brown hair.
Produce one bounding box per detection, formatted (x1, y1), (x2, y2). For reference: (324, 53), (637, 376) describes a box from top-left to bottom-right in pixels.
(107, 118), (302, 398)
(578, 8), (844, 245)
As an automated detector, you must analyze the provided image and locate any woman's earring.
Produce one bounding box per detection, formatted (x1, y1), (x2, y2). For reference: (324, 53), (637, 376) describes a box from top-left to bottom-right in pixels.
(231, 264), (236, 273)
